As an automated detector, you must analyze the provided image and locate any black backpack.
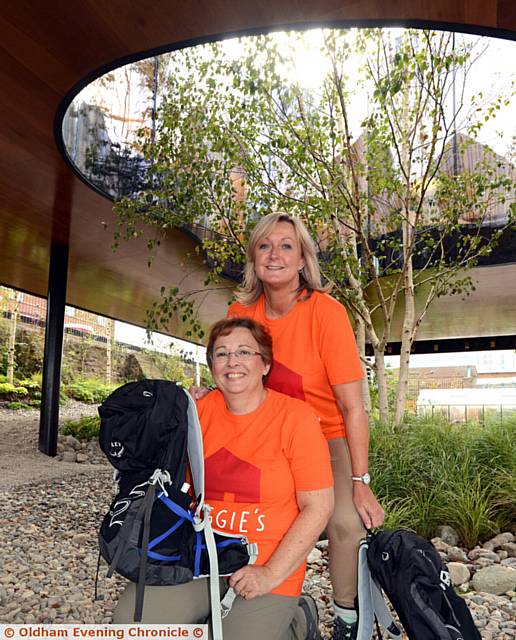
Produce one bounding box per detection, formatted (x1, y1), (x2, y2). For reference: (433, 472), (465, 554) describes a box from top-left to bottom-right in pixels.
(97, 380), (257, 638)
(366, 530), (481, 640)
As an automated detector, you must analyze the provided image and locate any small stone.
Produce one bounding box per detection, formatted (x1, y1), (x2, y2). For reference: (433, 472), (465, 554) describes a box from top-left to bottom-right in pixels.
(448, 562), (471, 586)
(435, 525), (460, 546)
(472, 566), (516, 595)
(431, 538), (450, 553)
(307, 548), (322, 564)
(76, 453), (89, 463)
(61, 451), (77, 463)
(470, 548), (500, 562)
(448, 546), (468, 562)
(477, 557), (497, 568)
(498, 551), (509, 561)
(501, 543), (516, 558)
(501, 602), (515, 616)
(65, 435), (81, 450)
(501, 558), (516, 570)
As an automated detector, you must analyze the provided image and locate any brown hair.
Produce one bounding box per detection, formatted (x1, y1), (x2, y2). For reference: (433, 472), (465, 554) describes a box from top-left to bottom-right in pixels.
(206, 317), (273, 373)
(236, 212), (330, 306)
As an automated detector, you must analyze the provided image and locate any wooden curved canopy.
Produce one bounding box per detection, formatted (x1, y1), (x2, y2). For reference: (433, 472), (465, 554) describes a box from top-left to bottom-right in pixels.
(0, 1), (515, 341)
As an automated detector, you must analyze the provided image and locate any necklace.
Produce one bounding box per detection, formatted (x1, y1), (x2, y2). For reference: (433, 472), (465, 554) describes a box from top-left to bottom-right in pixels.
(264, 295), (298, 319)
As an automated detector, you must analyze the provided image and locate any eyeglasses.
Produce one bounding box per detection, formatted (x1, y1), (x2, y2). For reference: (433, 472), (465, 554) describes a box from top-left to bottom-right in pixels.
(213, 349), (262, 362)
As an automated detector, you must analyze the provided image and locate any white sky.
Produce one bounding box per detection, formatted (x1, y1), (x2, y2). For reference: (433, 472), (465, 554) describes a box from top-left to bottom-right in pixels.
(385, 350), (516, 373)
(114, 321), (207, 364)
(221, 28), (515, 157)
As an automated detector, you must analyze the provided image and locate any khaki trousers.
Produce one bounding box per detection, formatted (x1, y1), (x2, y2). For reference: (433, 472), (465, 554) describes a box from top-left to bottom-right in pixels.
(326, 437), (366, 608)
(113, 579), (306, 640)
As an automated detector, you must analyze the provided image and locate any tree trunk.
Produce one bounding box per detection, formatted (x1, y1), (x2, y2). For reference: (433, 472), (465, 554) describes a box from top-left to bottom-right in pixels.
(374, 347), (389, 424)
(355, 314), (372, 415)
(395, 212), (416, 425)
(106, 319), (114, 384)
(6, 292), (21, 384)
(394, 70), (415, 426)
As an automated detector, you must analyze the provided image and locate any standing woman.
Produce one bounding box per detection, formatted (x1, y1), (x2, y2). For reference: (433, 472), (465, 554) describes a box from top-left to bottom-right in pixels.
(228, 212), (384, 640)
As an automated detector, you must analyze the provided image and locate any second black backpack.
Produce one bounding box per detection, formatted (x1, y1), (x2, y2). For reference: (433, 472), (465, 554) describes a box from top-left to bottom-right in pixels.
(367, 530), (481, 640)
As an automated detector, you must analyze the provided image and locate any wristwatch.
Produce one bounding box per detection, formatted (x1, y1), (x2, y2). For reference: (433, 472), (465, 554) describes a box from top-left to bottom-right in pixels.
(351, 472), (371, 485)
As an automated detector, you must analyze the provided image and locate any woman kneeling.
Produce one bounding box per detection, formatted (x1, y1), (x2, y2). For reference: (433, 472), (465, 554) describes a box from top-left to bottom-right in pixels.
(114, 317), (334, 640)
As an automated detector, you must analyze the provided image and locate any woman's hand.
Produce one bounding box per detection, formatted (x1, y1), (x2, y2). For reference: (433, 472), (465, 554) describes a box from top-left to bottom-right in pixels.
(352, 483), (385, 530)
(188, 386), (211, 401)
(228, 565), (280, 600)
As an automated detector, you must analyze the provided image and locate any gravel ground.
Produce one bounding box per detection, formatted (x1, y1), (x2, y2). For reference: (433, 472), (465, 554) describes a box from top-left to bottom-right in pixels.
(0, 401), (102, 490)
(0, 405), (514, 637)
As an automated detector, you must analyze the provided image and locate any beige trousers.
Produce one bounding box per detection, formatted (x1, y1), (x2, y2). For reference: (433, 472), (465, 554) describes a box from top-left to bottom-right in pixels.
(113, 579), (305, 640)
(326, 437), (366, 608)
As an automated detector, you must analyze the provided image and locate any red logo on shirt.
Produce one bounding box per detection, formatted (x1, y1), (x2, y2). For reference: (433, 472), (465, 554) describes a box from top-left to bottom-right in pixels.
(205, 448), (261, 503)
(266, 359), (305, 401)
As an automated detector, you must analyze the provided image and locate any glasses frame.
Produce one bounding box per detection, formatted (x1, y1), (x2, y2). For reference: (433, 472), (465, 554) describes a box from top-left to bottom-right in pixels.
(213, 349), (263, 362)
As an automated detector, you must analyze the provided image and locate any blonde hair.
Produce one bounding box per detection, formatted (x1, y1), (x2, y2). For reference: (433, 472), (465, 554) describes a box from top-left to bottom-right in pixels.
(236, 212), (330, 305)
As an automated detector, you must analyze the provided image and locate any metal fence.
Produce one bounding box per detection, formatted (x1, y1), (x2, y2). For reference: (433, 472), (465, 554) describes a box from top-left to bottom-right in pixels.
(417, 404), (516, 424)
(0, 287), (113, 342)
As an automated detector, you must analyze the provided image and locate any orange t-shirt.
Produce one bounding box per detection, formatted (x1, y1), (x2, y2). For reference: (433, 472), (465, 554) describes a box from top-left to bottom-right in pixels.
(228, 291), (363, 440)
(197, 389), (333, 597)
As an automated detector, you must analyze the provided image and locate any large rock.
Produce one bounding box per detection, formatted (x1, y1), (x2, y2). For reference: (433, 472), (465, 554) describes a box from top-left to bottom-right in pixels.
(435, 525), (460, 546)
(483, 533), (514, 551)
(472, 565), (516, 595)
(448, 562), (471, 586)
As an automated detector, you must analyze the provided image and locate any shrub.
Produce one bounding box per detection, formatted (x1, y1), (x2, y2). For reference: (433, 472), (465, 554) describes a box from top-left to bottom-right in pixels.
(0, 382), (28, 400)
(65, 379), (118, 404)
(6, 401), (32, 410)
(370, 415), (516, 545)
(14, 330), (44, 378)
(62, 415), (101, 441)
(17, 378), (41, 392)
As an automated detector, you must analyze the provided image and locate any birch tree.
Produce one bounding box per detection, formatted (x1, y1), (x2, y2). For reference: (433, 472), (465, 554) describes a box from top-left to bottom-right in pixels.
(115, 29), (515, 424)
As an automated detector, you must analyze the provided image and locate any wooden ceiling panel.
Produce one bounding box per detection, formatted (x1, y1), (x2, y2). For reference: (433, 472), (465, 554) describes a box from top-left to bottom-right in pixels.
(0, 1), (514, 340)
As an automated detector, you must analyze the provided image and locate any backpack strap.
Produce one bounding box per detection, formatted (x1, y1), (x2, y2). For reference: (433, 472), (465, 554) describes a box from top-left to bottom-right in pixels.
(197, 504), (223, 640)
(357, 537), (401, 640)
(133, 481), (157, 622)
(184, 390), (205, 508)
(106, 481), (152, 579)
(220, 542), (258, 618)
(357, 539), (374, 640)
(371, 578), (402, 638)
(185, 390), (223, 638)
